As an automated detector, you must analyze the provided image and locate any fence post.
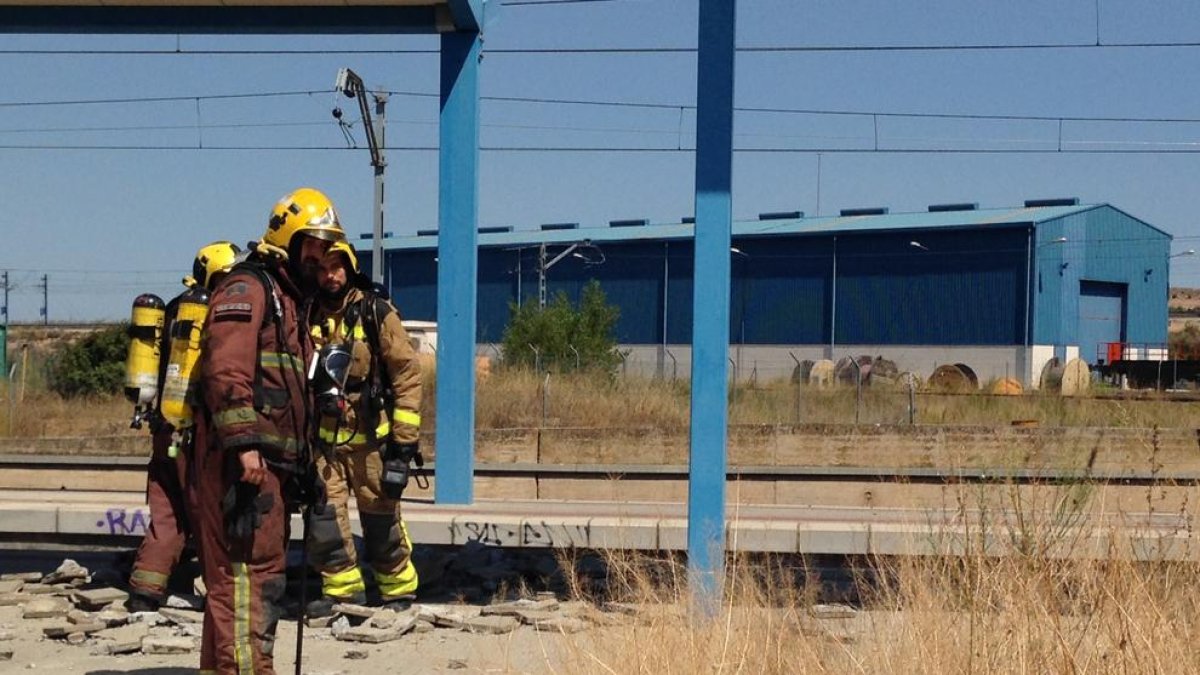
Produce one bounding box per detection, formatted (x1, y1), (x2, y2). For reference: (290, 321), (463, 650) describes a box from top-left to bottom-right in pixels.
(666, 349), (678, 381)
(907, 372), (916, 425)
(528, 344), (540, 374)
(541, 372), (550, 427)
(788, 352), (801, 424)
(849, 355), (862, 425)
(569, 344), (580, 371)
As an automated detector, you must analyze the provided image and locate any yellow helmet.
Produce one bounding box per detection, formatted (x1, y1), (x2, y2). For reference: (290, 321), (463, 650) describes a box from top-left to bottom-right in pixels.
(188, 241), (242, 290)
(264, 188), (346, 254)
(328, 240), (359, 273)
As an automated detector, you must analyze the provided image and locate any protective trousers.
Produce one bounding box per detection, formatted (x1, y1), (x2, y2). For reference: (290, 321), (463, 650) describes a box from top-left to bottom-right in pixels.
(193, 442), (289, 675)
(130, 429), (190, 600)
(307, 445), (417, 601)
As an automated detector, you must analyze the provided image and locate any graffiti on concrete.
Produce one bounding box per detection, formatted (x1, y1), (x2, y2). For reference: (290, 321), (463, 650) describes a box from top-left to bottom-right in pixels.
(96, 508), (149, 536)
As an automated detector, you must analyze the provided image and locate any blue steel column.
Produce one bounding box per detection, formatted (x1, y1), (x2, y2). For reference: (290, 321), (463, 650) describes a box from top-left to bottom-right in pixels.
(436, 30), (481, 504)
(689, 0), (736, 600)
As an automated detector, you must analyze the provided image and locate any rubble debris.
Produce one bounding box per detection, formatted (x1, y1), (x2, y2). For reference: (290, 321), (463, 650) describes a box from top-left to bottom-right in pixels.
(43, 621), (105, 639)
(158, 607), (203, 625)
(96, 607), (130, 627)
(0, 573), (42, 583)
(65, 632), (87, 645)
(0, 594), (30, 607)
(141, 635), (197, 655)
(335, 618), (415, 644)
(43, 560), (88, 585)
(22, 598), (71, 620)
(447, 659), (467, 669)
(95, 623), (149, 654)
(0, 648), (11, 661)
(344, 649), (369, 660)
(462, 615), (519, 635)
(480, 598), (559, 616)
(0, 629), (14, 641)
(809, 604), (857, 620)
(0, 581), (23, 595)
(164, 594), (204, 611)
(330, 603), (375, 620)
(72, 587), (128, 611)
(532, 617), (588, 634)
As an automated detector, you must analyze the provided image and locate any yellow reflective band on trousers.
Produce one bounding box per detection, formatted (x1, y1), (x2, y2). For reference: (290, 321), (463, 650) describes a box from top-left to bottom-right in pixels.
(377, 522), (419, 598)
(322, 565), (367, 598)
(233, 562), (254, 674)
(392, 409), (421, 428)
(130, 568), (170, 591)
(319, 418), (390, 447)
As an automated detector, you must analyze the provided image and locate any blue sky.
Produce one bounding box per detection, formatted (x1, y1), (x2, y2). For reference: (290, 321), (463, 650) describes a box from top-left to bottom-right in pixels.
(4, 0), (1200, 321)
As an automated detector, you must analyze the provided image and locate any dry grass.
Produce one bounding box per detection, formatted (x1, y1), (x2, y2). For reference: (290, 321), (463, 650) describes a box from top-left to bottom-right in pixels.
(7, 367), (1200, 440)
(563, 482), (1200, 675)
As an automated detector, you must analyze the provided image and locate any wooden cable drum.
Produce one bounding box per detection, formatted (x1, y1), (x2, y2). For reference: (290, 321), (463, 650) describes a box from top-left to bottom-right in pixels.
(867, 357), (900, 385)
(928, 363), (975, 392)
(791, 359), (815, 385)
(988, 377), (1024, 395)
(953, 363), (980, 389)
(808, 359), (835, 387)
(1042, 357), (1091, 396)
(834, 355), (874, 385)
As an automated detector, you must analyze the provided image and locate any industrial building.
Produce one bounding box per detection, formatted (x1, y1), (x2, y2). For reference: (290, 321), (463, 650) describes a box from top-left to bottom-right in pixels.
(368, 199), (1171, 387)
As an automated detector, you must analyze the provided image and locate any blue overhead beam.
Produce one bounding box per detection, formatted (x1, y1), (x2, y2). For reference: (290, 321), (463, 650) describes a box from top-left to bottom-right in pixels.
(435, 29), (481, 505)
(0, 6), (445, 34)
(689, 0), (736, 604)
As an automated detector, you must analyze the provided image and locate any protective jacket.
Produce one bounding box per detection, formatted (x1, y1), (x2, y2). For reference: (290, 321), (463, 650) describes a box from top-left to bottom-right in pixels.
(310, 286), (421, 449)
(192, 253), (313, 675)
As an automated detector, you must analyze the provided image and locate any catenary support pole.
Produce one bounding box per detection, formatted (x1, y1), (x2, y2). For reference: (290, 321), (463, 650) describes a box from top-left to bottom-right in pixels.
(688, 0), (736, 607)
(435, 29), (481, 504)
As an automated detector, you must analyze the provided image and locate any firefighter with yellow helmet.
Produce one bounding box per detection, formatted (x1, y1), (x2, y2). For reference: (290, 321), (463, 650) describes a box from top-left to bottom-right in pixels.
(305, 239), (424, 616)
(127, 240), (242, 612)
(190, 187), (343, 674)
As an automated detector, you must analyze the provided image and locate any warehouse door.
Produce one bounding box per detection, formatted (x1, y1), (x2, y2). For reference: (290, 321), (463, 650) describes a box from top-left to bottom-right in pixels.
(1078, 281), (1126, 365)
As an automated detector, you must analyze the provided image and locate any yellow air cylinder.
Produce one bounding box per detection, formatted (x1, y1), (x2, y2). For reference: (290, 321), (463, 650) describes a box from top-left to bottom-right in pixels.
(123, 294), (166, 409)
(160, 287), (210, 430)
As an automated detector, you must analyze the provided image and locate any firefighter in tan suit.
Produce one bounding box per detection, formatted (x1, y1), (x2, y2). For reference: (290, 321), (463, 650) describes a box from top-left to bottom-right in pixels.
(305, 240), (423, 615)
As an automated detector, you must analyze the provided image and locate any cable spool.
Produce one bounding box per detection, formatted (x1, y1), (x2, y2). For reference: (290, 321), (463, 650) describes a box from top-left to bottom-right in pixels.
(953, 363), (980, 389)
(834, 355), (873, 385)
(791, 359), (815, 385)
(929, 364), (975, 392)
(1042, 357), (1090, 396)
(988, 377), (1024, 395)
(867, 357), (900, 385)
(808, 359), (835, 387)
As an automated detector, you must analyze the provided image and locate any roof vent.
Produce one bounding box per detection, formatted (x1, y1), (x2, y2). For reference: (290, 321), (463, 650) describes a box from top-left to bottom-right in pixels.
(541, 222), (579, 231)
(1024, 198), (1079, 208)
(928, 202), (978, 213)
(758, 210), (804, 220)
(478, 226), (512, 234)
(610, 218), (648, 228)
(681, 216), (696, 224)
(416, 228), (438, 237)
(839, 207), (889, 217)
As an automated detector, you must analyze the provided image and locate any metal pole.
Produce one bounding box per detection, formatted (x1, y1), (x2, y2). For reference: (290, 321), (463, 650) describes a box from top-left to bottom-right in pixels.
(1023, 227), (1032, 387)
(688, 0), (736, 608)
(538, 243), (548, 309)
(852, 356), (862, 424)
(40, 274), (48, 325)
(830, 237), (837, 358)
(371, 92), (388, 286)
(907, 372), (916, 425)
(2, 271), (8, 325)
(661, 241), (669, 379)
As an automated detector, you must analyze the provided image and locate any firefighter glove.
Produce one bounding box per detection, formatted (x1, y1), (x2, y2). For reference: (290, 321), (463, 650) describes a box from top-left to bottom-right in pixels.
(222, 481), (275, 541)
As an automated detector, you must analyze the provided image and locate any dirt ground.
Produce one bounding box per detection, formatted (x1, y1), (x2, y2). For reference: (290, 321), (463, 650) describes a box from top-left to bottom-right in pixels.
(0, 602), (580, 674)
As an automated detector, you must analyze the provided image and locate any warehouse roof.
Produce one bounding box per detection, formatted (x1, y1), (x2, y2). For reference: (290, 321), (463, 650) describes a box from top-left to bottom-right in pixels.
(383, 202), (1164, 251)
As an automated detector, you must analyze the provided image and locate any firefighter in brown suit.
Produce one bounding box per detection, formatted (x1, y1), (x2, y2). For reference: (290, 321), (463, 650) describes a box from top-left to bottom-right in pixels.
(192, 187), (343, 674)
(128, 241), (242, 612)
(305, 240), (423, 616)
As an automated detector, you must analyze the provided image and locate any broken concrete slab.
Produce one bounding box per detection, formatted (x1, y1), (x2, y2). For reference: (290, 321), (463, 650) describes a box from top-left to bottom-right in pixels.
(43, 559), (89, 585)
(66, 632), (87, 645)
(158, 607), (203, 625)
(330, 603), (376, 620)
(462, 615), (520, 635)
(95, 621), (149, 653)
(335, 619), (415, 644)
(344, 648), (369, 659)
(141, 635), (196, 654)
(96, 607), (129, 627)
(22, 584), (69, 596)
(306, 615), (336, 629)
(514, 609), (557, 625)
(481, 598), (559, 616)
(412, 620), (435, 634)
(0, 572), (42, 583)
(0, 581), (23, 595)
(22, 597), (71, 619)
(0, 629), (14, 641)
(809, 604), (857, 620)
(72, 587), (128, 610)
(532, 617), (589, 634)
(0, 648), (11, 661)
(164, 594), (204, 611)
(0, 594), (31, 607)
(44, 621), (106, 638)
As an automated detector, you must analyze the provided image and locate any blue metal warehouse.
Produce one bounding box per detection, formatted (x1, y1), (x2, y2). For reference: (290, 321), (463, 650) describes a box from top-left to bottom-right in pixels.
(367, 199), (1171, 386)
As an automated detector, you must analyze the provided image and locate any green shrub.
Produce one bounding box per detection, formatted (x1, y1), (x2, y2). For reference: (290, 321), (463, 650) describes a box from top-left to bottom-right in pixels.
(501, 280), (622, 374)
(46, 324), (129, 398)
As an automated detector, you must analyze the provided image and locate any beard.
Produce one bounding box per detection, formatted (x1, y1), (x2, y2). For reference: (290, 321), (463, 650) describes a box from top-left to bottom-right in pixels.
(319, 281), (351, 304)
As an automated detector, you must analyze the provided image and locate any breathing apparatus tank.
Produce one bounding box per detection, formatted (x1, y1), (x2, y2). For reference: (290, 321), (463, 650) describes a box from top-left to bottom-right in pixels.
(159, 286), (210, 431)
(124, 294), (166, 429)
